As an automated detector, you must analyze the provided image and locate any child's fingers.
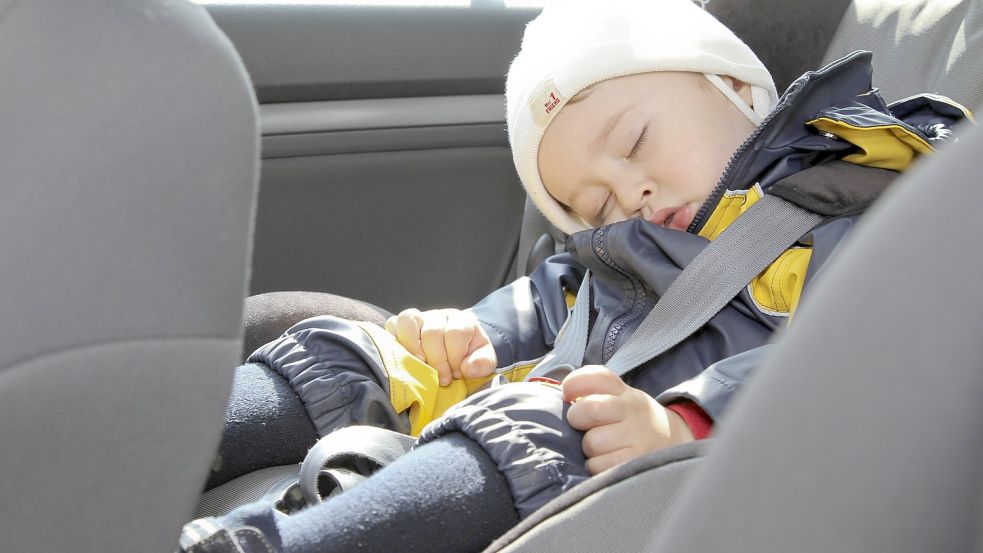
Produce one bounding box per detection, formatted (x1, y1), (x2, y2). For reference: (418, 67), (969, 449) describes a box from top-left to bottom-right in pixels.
(393, 309), (426, 362)
(462, 343), (497, 379)
(561, 365), (626, 402)
(585, 447), (636, 475)
(566, 394), (628, 430)
(444, 310), (478, 378)
(580, 420), (629, 458)
(419, 312), (452, 386)
(461, 321), (497, 378)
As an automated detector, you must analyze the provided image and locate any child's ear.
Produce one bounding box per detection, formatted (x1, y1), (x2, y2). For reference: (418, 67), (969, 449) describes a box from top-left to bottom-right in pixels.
(719, 75), (754, 110)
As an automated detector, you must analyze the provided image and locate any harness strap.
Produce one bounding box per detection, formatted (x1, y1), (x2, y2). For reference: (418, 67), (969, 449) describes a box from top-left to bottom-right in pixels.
(523, 274), (592, 380)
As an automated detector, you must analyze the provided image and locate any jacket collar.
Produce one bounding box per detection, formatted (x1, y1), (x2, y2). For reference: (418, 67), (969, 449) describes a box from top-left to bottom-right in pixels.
(687, 50), (880, 235)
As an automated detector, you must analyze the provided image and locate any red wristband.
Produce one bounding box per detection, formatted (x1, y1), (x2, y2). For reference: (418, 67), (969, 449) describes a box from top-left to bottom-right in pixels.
(666, 400), (713, 440)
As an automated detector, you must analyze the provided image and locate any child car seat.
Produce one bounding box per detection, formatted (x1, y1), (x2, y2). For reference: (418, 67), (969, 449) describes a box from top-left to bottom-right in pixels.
(491, 90), (983, 553)
(0, 0), (259, 551)
(485, 1), (983, 550)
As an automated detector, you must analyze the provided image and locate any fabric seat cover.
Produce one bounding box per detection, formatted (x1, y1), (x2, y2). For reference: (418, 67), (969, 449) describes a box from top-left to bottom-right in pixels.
(0, 0), (259, 551)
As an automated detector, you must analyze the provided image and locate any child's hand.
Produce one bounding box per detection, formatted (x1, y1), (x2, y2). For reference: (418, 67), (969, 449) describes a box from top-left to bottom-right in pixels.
(563, 366), (694, 475)
(385, 308), (497, 386)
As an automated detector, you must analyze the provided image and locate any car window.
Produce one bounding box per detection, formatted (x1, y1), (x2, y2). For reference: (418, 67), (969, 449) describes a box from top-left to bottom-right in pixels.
(196, 0), (470, 6)
(195, 0), (550, 7)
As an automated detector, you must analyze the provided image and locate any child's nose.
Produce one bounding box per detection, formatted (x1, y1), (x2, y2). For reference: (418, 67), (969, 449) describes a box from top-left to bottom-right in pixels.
(632, 184), (655, 220)
(610, 174), (654, 218)
(636, 182), (655, 209)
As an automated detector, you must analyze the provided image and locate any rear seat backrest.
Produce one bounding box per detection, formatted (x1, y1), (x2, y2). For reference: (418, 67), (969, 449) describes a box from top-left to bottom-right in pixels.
(648, 112), (983, 553)
(822, 0), (983, 111)
(0, 0), (259, 551)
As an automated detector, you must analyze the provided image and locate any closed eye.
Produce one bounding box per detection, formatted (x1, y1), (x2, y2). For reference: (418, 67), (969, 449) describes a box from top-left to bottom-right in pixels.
(628, 125), (648, 160)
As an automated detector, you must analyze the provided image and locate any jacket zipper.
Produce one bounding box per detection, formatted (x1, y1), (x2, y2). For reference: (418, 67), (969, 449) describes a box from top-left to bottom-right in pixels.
(591, 226), (654, 364)
(686, 80), (802, 234)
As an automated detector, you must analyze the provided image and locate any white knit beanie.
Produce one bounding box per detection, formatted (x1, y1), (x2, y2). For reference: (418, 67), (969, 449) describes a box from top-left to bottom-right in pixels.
(506, 0), (779, 234)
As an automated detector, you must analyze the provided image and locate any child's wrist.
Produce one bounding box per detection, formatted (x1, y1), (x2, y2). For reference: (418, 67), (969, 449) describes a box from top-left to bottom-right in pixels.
(666, 400), (713, 440)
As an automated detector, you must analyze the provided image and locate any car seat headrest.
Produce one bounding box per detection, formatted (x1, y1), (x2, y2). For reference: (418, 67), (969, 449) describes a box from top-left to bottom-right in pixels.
(822, 0), (983, 112)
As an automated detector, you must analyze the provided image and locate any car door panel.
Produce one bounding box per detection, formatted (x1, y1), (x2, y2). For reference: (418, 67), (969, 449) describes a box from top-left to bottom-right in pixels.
(207, 4), (539, 312)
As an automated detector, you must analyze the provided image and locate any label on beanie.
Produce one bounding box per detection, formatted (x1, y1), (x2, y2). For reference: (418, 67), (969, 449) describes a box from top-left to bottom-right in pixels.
(529, 79), (566, 128)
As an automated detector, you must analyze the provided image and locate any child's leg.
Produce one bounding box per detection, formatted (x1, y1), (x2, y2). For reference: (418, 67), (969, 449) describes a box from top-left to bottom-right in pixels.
(186, 383), (591, 552)
(207, 316), (412, 489)
(206, 362), (320, 490)
(200, 433), (519, 553)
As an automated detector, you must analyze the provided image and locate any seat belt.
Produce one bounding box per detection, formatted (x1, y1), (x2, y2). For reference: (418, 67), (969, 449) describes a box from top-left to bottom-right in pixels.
(525, 274), (593, 377)
(603, 194), (823, 375)
(525, 194), (823, 380)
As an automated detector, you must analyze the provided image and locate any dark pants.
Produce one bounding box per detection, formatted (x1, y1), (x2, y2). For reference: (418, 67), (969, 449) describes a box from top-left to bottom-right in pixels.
(212, 433), (520, 553)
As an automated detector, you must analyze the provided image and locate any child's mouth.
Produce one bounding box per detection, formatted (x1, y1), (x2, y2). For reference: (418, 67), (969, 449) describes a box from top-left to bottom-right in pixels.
(650, 205), (692, 231)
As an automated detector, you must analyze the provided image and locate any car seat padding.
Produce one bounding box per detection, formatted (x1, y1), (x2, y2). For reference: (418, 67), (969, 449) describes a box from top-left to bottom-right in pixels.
(483, 441), (708, 553)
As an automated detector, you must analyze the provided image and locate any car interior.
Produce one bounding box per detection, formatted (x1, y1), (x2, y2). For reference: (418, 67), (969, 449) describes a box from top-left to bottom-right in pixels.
(1, 0), (981, 551)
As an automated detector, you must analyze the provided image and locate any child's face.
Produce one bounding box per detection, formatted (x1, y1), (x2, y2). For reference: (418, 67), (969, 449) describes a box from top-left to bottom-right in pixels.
(538, 72), (757, 230)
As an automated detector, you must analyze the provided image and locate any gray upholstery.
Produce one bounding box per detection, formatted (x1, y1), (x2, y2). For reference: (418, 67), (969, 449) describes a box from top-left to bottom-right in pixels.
(0, 0), (258, 551)
(649, 103), (983, 553)
(823, 0), (983, 111)
(513, 196), (567, 279)
(484, 442), (707, 553)
(708, 0), (852, 93)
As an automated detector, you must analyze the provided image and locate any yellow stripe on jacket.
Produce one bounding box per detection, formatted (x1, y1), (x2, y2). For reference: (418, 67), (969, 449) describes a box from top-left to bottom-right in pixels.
(697, 120), (940, 317)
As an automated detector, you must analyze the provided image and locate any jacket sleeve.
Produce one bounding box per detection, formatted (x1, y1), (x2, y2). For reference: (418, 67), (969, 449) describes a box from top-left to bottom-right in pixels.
(467, 253), (586, 369)
(656, 345), (773, 422)
(654, 213), (863, 421)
